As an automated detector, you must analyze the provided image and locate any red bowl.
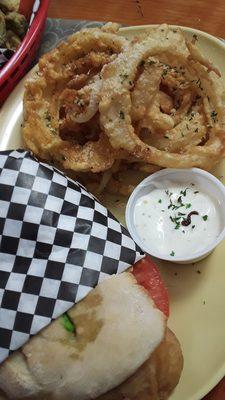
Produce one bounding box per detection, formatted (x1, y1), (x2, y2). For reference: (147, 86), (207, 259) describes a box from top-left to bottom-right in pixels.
(0, 0), (49, 105)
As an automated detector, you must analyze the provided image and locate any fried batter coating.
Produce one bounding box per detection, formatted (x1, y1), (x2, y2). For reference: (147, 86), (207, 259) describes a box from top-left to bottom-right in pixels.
(100, 25), (225, 170)
(23, 24), (225, 183)
(23, 25), (128, 172)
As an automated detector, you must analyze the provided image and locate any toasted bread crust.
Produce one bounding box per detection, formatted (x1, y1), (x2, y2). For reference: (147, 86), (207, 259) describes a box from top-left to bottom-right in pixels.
(98, 328), (183, 400)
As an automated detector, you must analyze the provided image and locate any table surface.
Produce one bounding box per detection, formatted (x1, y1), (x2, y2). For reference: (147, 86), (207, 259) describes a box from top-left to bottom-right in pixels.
(48, 1), (225, 399)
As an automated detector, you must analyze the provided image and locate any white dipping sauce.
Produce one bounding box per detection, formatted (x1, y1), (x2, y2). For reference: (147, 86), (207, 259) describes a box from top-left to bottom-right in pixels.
(134, 183), (221, 258)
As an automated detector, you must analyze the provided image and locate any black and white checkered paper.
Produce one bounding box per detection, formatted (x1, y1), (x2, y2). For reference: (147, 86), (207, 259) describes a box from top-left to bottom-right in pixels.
(0, 150), (144, 363)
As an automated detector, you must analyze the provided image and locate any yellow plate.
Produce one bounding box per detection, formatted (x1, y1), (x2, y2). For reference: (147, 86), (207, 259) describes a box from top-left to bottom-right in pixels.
(1, 25), (225, 400)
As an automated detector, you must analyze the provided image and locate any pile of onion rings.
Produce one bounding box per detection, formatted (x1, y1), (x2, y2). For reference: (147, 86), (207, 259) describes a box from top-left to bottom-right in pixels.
(23, 24), (225, 196)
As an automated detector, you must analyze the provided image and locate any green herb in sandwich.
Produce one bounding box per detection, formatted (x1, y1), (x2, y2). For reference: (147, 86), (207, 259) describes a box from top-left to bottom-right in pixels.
(61, 312), (75, 333)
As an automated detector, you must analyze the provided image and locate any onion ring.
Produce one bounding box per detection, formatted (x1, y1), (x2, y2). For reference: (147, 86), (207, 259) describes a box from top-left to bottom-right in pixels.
(99, 25), (225, 170)
(23, 25), (128, 172)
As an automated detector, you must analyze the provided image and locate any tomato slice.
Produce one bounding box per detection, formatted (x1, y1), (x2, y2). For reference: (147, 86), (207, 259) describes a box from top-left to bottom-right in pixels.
(132, 257), (169, 317)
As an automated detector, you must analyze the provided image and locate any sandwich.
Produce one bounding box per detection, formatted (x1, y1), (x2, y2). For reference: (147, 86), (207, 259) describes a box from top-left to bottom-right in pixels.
(0, 257), (183, 400)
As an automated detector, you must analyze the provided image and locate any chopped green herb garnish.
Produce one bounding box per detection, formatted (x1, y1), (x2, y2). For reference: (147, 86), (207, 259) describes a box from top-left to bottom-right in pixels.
(188, 111), (195, 120)
(44, 111), (57, 135)
(180, 187), (189, 196)
(119, 73), (129, 82)
(186, 203), (192, 209)
(170, 251), (175, 256)
(178, 212), (186, 216)
(202, 215), (208, 221)
(61, 313), (75, 333)
(192, 225), (195, 229)
(158, 199), (162, 203)
(75, 98), (84, 107)
(119, 110), (125, 119)
(45, 111), (51, 122)
(169, 214), (182, 229)
(211, 110), (218, 123)
(120, 73), (128, 78)
(194, 191), (199, 194)
(196, 78), (202, 89)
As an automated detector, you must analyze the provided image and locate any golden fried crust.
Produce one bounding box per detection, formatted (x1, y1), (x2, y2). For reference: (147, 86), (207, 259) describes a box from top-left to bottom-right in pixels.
(98, 328), (183, 400)
(23, 27), (128, 173)
(100, 24), (225, 170)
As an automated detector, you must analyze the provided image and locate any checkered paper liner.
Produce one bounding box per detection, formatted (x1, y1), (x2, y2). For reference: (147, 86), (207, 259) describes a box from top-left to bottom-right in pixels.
(0, 150), (144, 363)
